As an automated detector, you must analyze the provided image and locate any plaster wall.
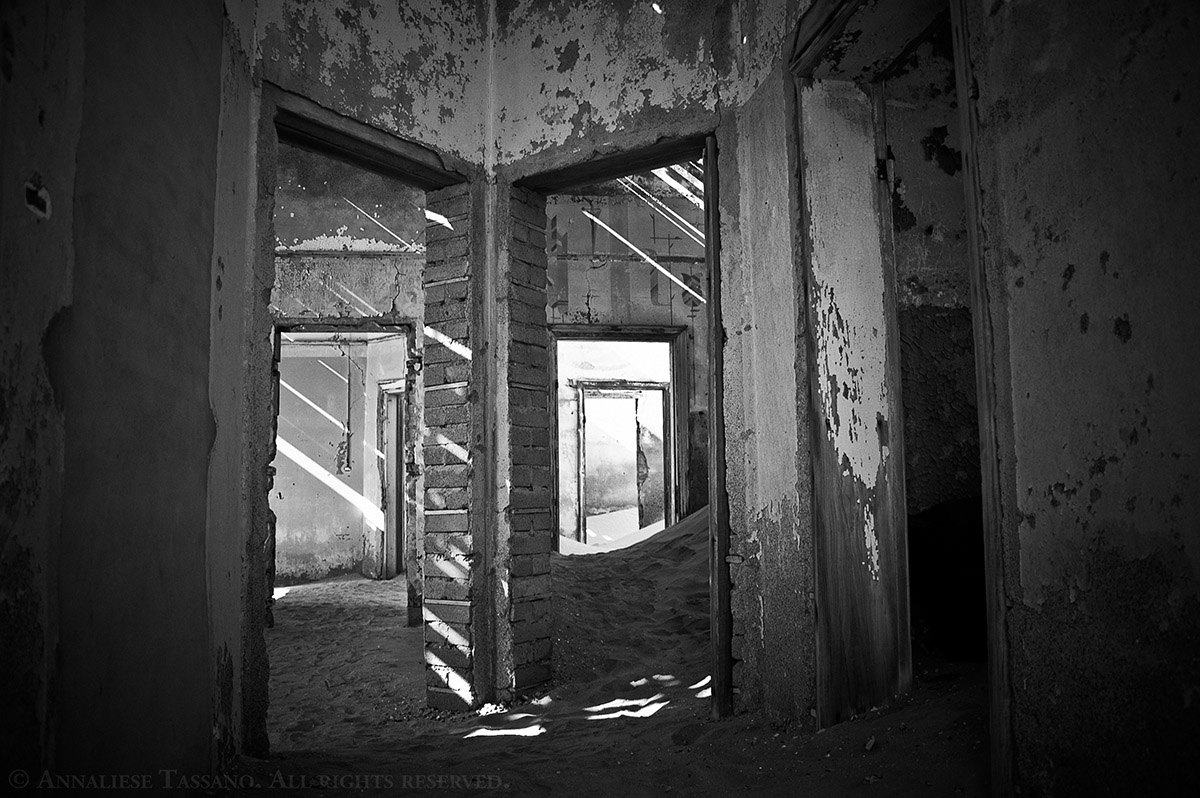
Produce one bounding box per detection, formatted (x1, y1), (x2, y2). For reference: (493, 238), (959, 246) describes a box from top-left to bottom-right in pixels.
(53, 1), (224, 772)
(493, 0), (808, 175)
(256, 0), (488, 165)
(273, 349), (369, 583)
(206, 0), (261, 766)
(962, 0), (1200, 792)
(722, 67), (814, 720)
(0, 0), (84, 772)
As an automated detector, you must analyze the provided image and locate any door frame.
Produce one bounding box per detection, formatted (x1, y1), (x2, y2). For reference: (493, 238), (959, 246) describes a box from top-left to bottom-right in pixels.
(548, 325), (691, 551)
(567, 378), (673, 543)
(270, 320), (420, 597)
(786, 0), (1010, 792)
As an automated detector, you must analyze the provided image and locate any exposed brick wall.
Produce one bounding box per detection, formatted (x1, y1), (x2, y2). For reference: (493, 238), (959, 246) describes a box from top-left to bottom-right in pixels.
(422, 183), (478, 710)
(506, 185), (554, 692)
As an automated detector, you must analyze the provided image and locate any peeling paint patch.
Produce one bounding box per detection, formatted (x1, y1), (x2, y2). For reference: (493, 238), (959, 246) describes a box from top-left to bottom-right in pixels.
(804, 80), (892, 491)
(863, 503), (880, 579)
(1113, 314), (1132, 343)
(555, 39), (580, 72)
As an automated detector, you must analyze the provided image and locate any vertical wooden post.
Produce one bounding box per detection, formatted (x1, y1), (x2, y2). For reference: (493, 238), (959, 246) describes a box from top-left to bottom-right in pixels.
(707, 134), (734, 718)
(948, 1), (1013, 794)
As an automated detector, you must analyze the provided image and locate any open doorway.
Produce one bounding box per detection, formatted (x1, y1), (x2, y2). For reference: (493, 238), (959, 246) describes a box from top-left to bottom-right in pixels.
(555, 337), (675, 552)
(793, 0), (991, 768)
(880, 11), (987, 669)
(271, 329), (410, 587)
(264, 136), (429, 751)
(535, 152), (713, 701)
(542, 155), (709, 560)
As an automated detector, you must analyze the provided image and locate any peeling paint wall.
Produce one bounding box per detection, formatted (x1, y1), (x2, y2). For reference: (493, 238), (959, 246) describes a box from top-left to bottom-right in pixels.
(493, 0), (809, 175)
(493, 0), (720, 168)
(963, 0), (1200, 792)
(722, 67), (815, 722)
(801, 77), (909, 724)
(256, 0), (488, 164)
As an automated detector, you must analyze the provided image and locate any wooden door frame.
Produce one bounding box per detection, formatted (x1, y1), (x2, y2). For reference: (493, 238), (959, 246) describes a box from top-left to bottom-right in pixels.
(786, 0), (1011, 793)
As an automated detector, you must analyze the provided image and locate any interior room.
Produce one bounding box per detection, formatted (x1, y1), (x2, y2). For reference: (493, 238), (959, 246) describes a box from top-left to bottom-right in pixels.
(3, 1), (1197, 796)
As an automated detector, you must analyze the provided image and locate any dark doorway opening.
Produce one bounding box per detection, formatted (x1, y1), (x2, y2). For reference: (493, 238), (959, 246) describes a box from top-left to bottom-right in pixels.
(793, 0), (993, 784)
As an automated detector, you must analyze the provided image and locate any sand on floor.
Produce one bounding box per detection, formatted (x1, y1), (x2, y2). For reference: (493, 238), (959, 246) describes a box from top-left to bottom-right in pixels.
(241, 507), (987, 797)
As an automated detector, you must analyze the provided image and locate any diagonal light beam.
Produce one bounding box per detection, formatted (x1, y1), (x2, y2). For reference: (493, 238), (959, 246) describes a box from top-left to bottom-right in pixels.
(334, 280), (382, 316)
(581, 209), (705, 304)
(425, 209), (454, 230)
(423, 325), (472, 361)
(275, 436), (384, 530)
(318, 359), (349, 384)
(671, 163), (704, 192)
(280, 379), (347, 432)
(651, 168), (704, 209)
(618, 176), (704, 247)
(341, 196), (416, 250)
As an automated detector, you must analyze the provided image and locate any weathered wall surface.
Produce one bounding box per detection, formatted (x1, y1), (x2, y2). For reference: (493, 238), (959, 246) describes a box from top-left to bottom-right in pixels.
(273, 254), (424, 318)
(53, 1), (224, 772)
(256, 0), (488, 165)
(801, 78), (909, 725)
(964, 0), (1200, 792)
(493, 0), (720, 170)
(722, 67), (814, 721)
(493, 0), (808, 175)
(207, 0), (260, 766)
(0, 0), (84, 772)
(885, 18), (979, 516)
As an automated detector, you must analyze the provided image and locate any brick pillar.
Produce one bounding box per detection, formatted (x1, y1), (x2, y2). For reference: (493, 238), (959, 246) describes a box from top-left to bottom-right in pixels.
(503, 185), (554, 694)
(422, 183), (482, 710)
(420, 181), (553, 710)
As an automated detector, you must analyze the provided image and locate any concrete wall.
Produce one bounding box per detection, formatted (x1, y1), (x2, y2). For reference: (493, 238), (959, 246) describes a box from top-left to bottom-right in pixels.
(961, 0), (1200, 792)
(0, 0), (83, 772)
(0, 0), (229, 773)
(722, 67), (815, 721)
(207, 0), (260, 768)
(493, 0), (808, 176)
(256, 0), (488, 164)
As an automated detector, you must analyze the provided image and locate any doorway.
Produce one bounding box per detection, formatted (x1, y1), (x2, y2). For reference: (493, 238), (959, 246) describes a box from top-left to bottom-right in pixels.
(791, 0), (996, 779)
(554, 337), (677, 552)
(271, 329), (412, 586)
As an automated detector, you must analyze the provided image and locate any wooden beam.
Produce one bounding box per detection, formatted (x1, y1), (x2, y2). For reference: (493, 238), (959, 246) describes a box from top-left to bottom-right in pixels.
(948, 1), (1014, 794)
(707, 134), (734, 719)
(267, 83), (465, 191)
(871, 83), (913, 698)
(520, 136), (707, 194)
